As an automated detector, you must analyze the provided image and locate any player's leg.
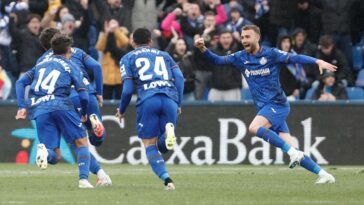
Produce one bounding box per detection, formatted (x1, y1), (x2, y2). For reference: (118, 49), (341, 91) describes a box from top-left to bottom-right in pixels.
(138, 96), (174, 190)
(249, 104), (304, 168)
(279, 131), (335, 184)
(69, 143), (112, 186)
(157, 96), (178, 153)
(35, 113), (62, 169)
(55, 110), (93, 188)
(87, 94), (106, 147)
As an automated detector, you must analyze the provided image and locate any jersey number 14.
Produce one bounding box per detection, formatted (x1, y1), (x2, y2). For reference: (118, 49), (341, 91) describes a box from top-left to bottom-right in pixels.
(34, 68), (61, 94)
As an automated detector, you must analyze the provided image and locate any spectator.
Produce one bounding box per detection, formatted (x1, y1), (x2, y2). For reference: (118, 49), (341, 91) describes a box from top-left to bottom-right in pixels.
(208, 30), (242, 101)
(0, 65), (12, 100)
(165, 29), (196, 100)
(60, 0), (90, 52)
(225, 7), (252, 38)
(291, 28), (318, 89)
(201, 11), (222, 48)
(9, 13), (43, 74)
(320, 0), (355, 64)
(316, 35), (353, 86)
(311, 71), (348, 101)
(201, 0), (228, 25)
(41, 5), (69, 29)
(278, 34), (308, 100)
(96, 18), (129, 99)
(294, 0), (321, 44)
(268, 0), (298, 45)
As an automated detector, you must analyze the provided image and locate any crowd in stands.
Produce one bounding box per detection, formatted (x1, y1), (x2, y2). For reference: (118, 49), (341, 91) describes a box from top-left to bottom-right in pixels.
(1, 0), (364, 102)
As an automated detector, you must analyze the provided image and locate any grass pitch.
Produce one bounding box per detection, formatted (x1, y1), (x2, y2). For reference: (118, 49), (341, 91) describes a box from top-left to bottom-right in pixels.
(0, 164), (363, 205)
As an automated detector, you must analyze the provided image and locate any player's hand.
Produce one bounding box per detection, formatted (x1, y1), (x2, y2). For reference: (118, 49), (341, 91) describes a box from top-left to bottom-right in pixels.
(15, 108), (27, 120)
(115, 108), (124, 123)
(316, 59), (337, 75)
(81, 114), (87, 123)
(178, 107), (182, 115)
(194, 37), (207, 52)
(96, 95), (104, 108)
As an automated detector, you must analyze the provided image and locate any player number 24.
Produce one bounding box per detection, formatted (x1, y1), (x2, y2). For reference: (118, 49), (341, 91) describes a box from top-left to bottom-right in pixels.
(34, 68), (61, 94)
(136, 56), (168, 81)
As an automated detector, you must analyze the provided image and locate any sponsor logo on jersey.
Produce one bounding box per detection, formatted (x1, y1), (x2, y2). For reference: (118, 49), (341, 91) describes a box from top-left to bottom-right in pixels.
(30, 94), (55, 106)
(244, 68), (270, 78)
(143, 80), (172, 90)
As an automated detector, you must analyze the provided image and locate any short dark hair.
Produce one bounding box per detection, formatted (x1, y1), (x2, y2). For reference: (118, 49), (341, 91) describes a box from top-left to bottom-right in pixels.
(26, 14), (41, 24)
(51, 33), (73, 55)
(132, 28), (151, 45)
(204, 11), (215, 17)
(319, 35), (334, 48)
(39, 28), (61, 50)
(242, 25), (261, 36)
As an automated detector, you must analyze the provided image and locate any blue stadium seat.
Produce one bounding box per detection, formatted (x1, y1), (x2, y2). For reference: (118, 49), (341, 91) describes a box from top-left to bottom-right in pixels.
(305, 87), (316, 100)
(355, 69), (364, 87)
(346, 87), (364, 100)
(241, 88), (252, 100)
(352, 46), (363, 71)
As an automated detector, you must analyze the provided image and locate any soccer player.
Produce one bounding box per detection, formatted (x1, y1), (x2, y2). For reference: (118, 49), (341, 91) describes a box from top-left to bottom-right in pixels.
(195, 25), (336, 184)
(115, 28), (184, 190)
(15, 34), (93, 188)
(37, 28), (112, 187)
(38, 28), (106, 147)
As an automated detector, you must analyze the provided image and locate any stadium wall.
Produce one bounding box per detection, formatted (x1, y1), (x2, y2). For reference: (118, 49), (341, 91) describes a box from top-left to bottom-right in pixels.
(0, 101), (363, 165)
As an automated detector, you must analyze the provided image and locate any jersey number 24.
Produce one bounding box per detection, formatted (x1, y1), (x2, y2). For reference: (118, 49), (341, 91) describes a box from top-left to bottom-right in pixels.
(136, 56), (168, 81)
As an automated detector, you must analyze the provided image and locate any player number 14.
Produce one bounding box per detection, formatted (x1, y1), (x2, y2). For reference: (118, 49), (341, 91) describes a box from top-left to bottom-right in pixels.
(136, 56), (168, 81)
(34, 68), (61, 94)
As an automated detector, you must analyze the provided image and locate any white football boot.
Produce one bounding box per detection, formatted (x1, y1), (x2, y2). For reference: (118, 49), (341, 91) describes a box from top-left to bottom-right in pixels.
(288, 150), (305, 169)
(96, 169), (112, 187)
(79, 179), (94, 188)
(90, 114), (105, 137)
(36, 144), (48, 170)
(315, 173), (336, 184)
(165, 123), (176, 150)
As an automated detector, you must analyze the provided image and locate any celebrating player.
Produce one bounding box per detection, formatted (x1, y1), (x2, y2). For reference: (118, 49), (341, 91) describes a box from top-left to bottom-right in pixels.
(36, 28), (111, 187)
(195, 25), (336, 184)
(15, 34), (93, 188)
(115, 28), (184, 190)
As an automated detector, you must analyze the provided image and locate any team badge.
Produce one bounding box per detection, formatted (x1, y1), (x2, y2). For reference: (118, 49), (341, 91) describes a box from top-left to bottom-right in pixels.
(259, 57), (267, 65)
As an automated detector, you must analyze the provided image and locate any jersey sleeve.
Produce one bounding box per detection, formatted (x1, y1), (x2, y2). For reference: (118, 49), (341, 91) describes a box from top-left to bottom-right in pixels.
(119, 55), (133, 81)
(271, 48), (292, 64)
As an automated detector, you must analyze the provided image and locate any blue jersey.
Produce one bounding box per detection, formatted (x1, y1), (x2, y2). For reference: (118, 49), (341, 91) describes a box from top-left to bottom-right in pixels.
(25, 55), (86, 119)
(120, 46), (179, 105)
(37, 48), (97, 94)
(210, 47), (292, 109)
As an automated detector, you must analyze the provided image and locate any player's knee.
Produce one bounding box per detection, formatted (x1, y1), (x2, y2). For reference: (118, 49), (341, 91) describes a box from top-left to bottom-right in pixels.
(75, 137), (88, 147)
(142, 138), (157, 147)
(248, 124), (258, 135)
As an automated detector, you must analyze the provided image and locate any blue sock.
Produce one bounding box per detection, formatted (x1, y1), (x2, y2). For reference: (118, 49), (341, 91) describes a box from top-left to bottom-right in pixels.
(71, 143), (100, 175)
(77, 146), (90, 180)
(256, 127), (291, 153)
(300, 154), (321, 174)
(89, 153), (101, 175)
(146, 145), (169, 181)
(157, 133), (168, 154)
(47, 149), (58, 164)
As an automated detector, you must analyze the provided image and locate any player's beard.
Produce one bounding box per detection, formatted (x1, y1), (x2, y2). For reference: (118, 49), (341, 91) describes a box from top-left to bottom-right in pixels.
(244, 43), (258, 54)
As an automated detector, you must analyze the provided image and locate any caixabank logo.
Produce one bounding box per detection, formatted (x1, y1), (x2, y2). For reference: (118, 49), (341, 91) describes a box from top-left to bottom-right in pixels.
(11, 120), (75, 164)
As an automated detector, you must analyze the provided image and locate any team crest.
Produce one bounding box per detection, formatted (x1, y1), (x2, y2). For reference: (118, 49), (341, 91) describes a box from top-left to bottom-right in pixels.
(259, 57), (267, 65)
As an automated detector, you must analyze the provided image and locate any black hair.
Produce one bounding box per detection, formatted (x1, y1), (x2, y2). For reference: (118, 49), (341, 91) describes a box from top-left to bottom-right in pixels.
(39, 28), (61, 50)
(51, 33), (73, 55)
(132, 28), (151, 45)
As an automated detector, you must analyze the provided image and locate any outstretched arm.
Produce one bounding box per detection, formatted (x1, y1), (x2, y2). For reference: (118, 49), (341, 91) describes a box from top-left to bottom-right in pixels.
(194, 37), (233, 65)
(289, 54), (337, 74)
(15, 70), (34, 120)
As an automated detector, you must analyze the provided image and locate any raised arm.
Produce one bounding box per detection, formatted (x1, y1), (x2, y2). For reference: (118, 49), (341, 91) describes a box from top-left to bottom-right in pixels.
(194, 37), (234, 65)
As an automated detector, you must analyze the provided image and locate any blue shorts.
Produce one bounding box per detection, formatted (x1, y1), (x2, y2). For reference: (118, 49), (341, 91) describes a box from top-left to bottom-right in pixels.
(35, 110), (87, 149)
(257, 102), (290, 134)
(136, 94), (178, 139)
(71, 92), (106, 146)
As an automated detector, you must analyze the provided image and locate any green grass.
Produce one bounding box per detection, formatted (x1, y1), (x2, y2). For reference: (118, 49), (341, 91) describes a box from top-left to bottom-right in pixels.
(0, 164), (363, 205)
